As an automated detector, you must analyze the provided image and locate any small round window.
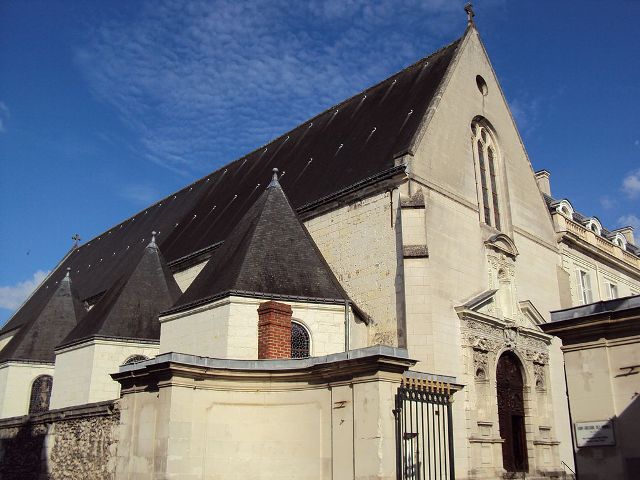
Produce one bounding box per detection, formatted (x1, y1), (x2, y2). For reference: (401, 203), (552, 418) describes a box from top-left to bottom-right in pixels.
(476, 75), (488, 96)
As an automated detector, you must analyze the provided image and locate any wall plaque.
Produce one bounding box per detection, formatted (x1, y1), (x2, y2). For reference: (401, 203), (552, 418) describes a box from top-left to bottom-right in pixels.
(575, 420), (615, 447)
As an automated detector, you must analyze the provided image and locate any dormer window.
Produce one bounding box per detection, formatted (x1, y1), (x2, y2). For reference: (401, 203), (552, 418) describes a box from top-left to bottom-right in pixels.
(612, 233), (627, 249)
(472, 120), (502, 230)
(585, 218), (602, 236)
(555, 200), (574, 219)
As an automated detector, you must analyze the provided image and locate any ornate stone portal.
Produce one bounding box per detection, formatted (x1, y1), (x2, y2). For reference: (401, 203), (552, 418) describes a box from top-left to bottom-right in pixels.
(457, 293), (561, 479)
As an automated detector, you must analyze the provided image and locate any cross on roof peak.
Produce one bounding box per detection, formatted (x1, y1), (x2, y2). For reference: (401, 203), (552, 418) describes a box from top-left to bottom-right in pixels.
(464, 2), (475, 26)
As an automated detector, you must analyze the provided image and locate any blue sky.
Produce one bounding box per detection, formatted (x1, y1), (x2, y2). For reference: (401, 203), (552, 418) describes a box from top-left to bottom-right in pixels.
(1, 0), (639, 325)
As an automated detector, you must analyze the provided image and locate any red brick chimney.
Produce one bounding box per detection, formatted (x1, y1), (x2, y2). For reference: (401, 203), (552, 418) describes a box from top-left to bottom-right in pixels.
(257, 301), (293, 359)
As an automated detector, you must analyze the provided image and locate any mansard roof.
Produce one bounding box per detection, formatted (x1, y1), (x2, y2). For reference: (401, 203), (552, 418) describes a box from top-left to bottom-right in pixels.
(0, 271), (85, 363)
(168, 172), (349, 314)
(59, 239), (182, 348)
(543, 193), (640, 256)
(0, 35), (462, 359)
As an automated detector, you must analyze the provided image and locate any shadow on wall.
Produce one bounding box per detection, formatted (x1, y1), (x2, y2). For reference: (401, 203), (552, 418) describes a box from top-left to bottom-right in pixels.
(0, 421), (48, 479)
(576, 394), (640, 480)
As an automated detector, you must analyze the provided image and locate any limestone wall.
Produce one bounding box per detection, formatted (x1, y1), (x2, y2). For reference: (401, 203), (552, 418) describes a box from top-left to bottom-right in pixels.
(114, 348), (411, 479)
(305, 191), (402, 346)
(0, 401), (118, 479)
(50, 339), (159, 410)
(160, 295), (364, 358)
(0, 362), (54, 419)
(172, 259), (208, 292)
(562, 336), (640, 480)
(559, 245), (640, 306)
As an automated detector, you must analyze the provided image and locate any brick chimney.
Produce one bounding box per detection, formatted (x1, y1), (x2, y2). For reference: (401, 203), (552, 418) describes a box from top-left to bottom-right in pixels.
(257, 301), (292, 359)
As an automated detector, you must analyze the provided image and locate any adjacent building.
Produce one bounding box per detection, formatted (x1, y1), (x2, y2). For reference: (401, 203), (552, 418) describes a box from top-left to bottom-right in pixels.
(542, 296), (640, 480)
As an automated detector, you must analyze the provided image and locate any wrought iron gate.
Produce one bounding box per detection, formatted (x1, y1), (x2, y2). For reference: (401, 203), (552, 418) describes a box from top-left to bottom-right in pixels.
(394, 377), (455, 480)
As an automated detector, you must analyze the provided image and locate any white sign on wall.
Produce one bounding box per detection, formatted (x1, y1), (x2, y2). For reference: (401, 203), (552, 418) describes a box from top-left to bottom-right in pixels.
(575, 420), (616, 447)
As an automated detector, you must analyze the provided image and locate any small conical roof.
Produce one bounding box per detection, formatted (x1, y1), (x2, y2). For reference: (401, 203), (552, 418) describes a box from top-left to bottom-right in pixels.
(59, 238), (181, 347)
(169, 170), (349, 313)
(0, 270), (85, 363)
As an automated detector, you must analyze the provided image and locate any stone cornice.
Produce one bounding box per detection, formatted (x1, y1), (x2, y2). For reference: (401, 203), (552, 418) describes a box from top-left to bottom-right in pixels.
(541, 314), (640, 345)
(112, 346), (416, 393)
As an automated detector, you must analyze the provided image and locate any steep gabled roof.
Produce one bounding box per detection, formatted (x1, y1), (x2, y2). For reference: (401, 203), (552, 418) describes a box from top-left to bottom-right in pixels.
(1, 34), (463, 358)
(169, 171), (349, 313)
(59, 239), (182, 347)
(0, 271), (85, 363)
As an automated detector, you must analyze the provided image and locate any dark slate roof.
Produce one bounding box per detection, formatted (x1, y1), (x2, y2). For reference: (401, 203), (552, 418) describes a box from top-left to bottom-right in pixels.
(59, 239), (182, 347)
(543, 193), (640, 256)
(0, 35), (462, 358)
(550, 293), (640, 322)
(169, 172), (349, 313)
(0, 271), (85, 363)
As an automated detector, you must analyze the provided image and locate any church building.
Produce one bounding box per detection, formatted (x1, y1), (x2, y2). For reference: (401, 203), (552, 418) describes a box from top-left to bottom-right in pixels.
(1, 8), (638, 480)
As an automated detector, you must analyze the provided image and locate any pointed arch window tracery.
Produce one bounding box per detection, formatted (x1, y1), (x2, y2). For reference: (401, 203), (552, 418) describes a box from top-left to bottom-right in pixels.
(472, 121), (501, 230)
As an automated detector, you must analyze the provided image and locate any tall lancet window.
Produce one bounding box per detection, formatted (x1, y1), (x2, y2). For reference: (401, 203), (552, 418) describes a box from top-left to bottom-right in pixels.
(472, 121), (501, 230)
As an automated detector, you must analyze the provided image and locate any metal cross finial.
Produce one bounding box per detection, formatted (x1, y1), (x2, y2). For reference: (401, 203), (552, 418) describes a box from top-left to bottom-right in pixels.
(72, 233), (81, 247)
(464, 2), (475, 26)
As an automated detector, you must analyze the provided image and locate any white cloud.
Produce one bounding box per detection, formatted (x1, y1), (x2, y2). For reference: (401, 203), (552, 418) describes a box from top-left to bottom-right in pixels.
(618, 214), (640, 233)
(509, 96), (541, 136)
(0, 101), (9, 133)
(0, 270), (49, 311)
(599, 195), (616, 210)
(118, 184), (161, 205)
(622, 169), (640, 199)
(75, 0), (477, 174)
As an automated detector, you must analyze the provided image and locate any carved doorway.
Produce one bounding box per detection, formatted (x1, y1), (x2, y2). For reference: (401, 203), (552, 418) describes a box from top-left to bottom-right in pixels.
(496, 351), (528, 472)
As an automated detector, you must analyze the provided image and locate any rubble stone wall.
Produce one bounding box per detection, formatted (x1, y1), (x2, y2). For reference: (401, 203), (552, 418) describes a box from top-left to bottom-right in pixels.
(0, 400), (118, 480)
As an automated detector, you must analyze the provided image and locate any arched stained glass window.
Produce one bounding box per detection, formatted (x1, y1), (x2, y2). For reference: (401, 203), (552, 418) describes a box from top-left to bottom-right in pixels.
(291, 322), (310, 358)
(122, 354), (149, 365)
(472, 120), (501, 230)
(29, 375), (53, 415)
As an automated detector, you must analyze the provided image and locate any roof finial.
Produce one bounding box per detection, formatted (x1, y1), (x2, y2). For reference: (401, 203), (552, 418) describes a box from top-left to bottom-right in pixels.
(148, 231), (158, 249)
(464, 2), (475, 26)
(268, 167), (280, 188)
(72, 233), (81, 248)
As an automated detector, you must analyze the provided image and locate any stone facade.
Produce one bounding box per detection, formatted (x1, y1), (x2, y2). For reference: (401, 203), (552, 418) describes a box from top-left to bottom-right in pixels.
(0, 401), (119, 479)
(112, 347), (414, 480)
(50, 339), (159, 410)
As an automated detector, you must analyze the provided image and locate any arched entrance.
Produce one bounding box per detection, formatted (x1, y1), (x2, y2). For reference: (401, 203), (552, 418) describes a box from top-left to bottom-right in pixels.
(496, 351), (528, 472)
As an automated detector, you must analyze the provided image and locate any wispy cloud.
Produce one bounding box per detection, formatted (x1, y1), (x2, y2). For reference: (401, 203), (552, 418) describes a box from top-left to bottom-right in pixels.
(75, 0), (473, 174)
(622, 169), (640, 199)
(509, 96), (541, 137)
(618, 214), (640, 233)
(0, 270), (49, 311)
(118, 183), (162, 205)
(0, 101), (10, 133)
(599, 195), (616, 210)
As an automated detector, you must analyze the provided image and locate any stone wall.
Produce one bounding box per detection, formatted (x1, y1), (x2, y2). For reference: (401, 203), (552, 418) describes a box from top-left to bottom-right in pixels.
(0, 401), (118, 480)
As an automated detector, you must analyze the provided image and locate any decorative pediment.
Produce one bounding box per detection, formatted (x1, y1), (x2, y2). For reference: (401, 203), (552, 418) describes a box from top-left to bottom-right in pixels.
(484, 234), (518, 258)
(518, 300), (547, 327)
(456, 289), (498, 318)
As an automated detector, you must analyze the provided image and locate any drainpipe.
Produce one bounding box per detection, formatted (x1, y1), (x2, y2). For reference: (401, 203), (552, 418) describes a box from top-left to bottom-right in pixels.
(344, 300), (350, 353)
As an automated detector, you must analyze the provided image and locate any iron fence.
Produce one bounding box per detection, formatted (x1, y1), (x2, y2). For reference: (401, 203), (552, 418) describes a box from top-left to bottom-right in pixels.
(394, 378), (455, 480)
